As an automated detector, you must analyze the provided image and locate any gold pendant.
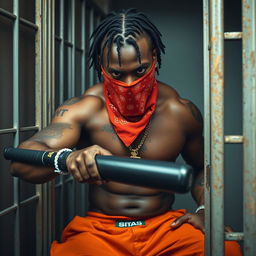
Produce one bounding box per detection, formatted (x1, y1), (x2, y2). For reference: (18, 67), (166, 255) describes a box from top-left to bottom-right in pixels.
(130, 150), (141, 158)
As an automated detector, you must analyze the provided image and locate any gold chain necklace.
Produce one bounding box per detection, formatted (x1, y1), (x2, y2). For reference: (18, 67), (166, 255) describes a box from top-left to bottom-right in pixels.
(128, 121), (151, 158)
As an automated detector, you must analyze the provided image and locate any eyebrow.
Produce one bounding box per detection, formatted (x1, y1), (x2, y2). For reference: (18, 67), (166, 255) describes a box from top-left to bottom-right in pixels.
(108, 62), (150, 73)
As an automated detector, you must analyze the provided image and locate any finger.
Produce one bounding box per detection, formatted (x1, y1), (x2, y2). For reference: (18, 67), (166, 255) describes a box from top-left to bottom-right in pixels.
(75, 153), (91, 182)
(85, 148), (103, 184)
(66, 152), (85, 182)
(93, 146), (112, 184)
(96, 146), (112, 156)
(171, 214), (191, 229)
(68, 163), (84, 182)
(225, 225), (234, 233)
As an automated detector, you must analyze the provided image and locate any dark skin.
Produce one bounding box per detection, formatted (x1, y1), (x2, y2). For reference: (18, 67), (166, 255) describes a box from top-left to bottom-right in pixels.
(11, 34), (215, 232)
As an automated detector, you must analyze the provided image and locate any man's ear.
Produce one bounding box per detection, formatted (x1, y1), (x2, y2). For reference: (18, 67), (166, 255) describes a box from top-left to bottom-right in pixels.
(152, 49), (157, 61)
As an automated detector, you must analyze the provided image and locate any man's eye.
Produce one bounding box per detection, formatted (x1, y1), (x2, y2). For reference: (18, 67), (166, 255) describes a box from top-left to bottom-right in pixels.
(136, 67), (146, 75)
(110, 71), (121, 78)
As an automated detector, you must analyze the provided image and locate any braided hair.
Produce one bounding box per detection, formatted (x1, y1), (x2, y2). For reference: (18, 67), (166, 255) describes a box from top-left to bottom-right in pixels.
(88, 8), (165, 79)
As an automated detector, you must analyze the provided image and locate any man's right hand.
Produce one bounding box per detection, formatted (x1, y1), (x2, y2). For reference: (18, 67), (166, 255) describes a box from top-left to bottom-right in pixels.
(66, 145), (112, 185)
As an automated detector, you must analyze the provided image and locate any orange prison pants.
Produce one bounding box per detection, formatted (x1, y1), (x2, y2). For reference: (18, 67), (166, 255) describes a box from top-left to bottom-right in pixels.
(51, 209), (242, 256)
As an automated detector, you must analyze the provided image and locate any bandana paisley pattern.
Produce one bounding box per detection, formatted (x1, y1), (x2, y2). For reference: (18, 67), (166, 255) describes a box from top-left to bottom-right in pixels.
(102, 62), (158, 147)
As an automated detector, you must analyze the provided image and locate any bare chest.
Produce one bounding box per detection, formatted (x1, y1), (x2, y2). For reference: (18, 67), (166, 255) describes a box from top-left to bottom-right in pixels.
(80, 109), (186, 161)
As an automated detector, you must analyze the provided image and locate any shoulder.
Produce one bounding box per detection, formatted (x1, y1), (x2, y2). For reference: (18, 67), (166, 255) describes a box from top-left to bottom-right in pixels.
(158, 81), (203, 135)
(83, 82), (104, 99)
(53, 83), (105, 123)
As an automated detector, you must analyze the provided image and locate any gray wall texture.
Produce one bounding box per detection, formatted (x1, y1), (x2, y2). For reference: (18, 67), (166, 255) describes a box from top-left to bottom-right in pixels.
(110, 0), (243, 233)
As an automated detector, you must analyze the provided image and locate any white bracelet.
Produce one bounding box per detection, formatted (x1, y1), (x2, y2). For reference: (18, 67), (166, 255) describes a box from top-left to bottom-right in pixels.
(195, 205), (205, 213)
(54, 148), (72, 175)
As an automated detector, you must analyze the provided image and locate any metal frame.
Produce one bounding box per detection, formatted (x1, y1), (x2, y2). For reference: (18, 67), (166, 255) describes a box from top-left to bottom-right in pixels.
(89, 7), (95, 86)
(204, 0), (256, 255)
(53, 0), (104, 247)
(209, 1), (225, 254)
(0, 0), (46, 255)
(202, 0), (211, 254)
(242, 0), (256, 255)
(13, 1), (21, 253)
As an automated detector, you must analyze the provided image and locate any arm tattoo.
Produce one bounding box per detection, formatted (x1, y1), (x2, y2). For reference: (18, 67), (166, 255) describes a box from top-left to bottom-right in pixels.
(61, 97), (81, 106)
(186, 101), (203, 125)
(28, 123), (72, 142)
(54, 108), (69, 117)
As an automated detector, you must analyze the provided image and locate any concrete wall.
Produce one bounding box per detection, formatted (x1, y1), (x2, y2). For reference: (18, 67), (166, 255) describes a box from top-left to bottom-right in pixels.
(92, 0), (111, 14)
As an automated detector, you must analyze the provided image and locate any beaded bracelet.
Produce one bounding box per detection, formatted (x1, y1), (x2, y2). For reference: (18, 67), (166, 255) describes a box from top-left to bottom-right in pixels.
(54, 148), (72, 175)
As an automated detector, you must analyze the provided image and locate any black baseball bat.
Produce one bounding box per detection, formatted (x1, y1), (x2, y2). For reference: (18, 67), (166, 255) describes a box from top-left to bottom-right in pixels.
(3, 147), (194, 193)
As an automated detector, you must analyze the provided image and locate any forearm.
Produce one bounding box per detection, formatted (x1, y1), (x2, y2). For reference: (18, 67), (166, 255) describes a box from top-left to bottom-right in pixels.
(191, 169), (204, 206)
(10, 140), (59, 184)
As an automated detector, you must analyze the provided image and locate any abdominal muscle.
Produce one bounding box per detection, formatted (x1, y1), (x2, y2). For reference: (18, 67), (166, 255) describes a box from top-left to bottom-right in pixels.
(89, 181), (175, 218)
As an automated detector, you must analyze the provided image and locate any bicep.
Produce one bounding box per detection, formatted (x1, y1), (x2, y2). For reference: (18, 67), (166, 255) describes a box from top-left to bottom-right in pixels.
(26, 121), (81, 150)
(179, 99), (204, 170)
(21, 95), (103, 150)
(181, 134), (204, 171)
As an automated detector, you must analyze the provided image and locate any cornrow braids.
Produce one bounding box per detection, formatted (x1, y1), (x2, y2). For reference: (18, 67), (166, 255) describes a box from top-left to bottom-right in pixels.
(88, 8), (165, 80)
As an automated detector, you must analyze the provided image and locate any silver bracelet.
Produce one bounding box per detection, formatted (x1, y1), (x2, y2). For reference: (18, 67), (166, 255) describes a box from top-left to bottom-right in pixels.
(195, 205), (205, 213)
(54, 148), (72, 175)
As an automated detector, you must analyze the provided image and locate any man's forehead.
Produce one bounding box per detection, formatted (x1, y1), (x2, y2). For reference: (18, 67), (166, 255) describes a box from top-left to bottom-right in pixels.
(101, 35), (153, 65)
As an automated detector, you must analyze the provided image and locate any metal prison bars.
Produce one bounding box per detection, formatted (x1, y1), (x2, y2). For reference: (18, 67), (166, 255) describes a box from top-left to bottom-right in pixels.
(0, 1), (40, 255)
(0, 0), (255, 255)
(53, 1), (104, 252)
(203, 0), (256, 255)
(0, 0), (104, 255)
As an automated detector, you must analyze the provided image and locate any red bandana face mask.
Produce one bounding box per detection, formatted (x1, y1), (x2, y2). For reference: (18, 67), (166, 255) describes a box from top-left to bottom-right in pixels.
(102, 62), (158, 147)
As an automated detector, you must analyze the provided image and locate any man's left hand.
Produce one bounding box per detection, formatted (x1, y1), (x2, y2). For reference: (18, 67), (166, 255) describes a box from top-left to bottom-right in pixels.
(171, 210), (234, 233)
(171, 210), (205, 232)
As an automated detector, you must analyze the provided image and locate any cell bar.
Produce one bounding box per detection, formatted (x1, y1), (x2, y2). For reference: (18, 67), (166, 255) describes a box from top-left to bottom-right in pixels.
(55, 35), (61, 41)
(0, 8), (38, 31)
(70, 0), (76, 217)
(89, 7), (94, 86)
(75, 46), (83, 53)
(64, 40), (73, 47)
(71, 0), (76, 97)
(224, 32), (242, 40)
(64, 176), (74, 184)
(203, 0), (211, 255)
(0, 204), (18, 217)
(80, 0), (87, 214)
(81, 0), (86, 94)
(210, 0), (225, 255)
(13, 0), (21, 254)
(224, 135), (243, 143)
(59, 0), (64, 105)
(35, 0), (44, 253)
(242, 0), (256, 255)
(225, 232), (244, 241)
(0, 7), (16, 20)
(56, 0), (65, 238)
(19, 194), (39, 207)
(19, 125), (39, 132)
(0, 128), (17, 134)
(20, 17), (38, 30)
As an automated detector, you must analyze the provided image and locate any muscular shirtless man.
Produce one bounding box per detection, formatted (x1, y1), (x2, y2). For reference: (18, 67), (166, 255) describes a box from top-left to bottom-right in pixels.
(11, 8), (242, 256)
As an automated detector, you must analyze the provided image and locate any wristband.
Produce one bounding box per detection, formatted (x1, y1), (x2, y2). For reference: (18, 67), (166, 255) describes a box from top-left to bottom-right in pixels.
(195, 205), (205, 213)
(54, 148), (72, 175)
